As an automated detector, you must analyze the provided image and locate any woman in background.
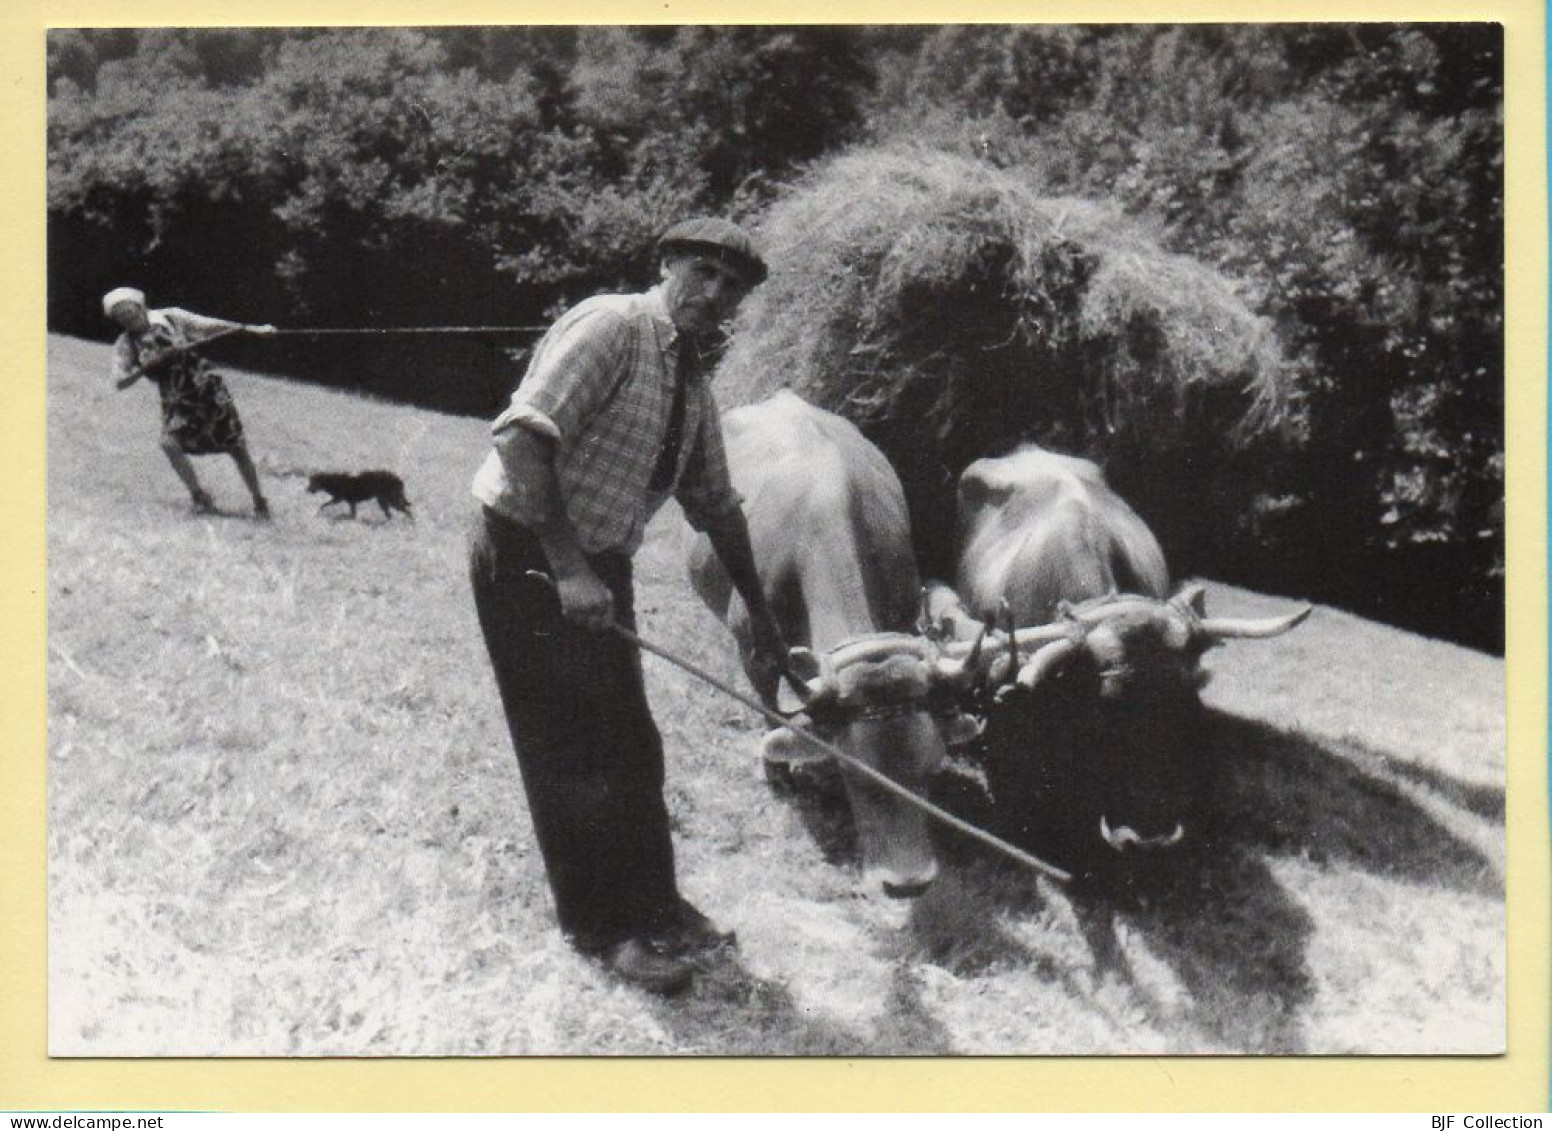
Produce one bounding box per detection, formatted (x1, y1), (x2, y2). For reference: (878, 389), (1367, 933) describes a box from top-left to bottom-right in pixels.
(105, 286), (275, 518)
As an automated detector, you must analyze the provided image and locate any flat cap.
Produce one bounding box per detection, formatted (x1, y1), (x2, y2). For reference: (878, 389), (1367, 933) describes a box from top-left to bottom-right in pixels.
(658, 217), (768, 286)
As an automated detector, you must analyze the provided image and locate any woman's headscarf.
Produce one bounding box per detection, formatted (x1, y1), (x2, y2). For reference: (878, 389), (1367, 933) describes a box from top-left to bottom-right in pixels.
(102, 287), (146, 316)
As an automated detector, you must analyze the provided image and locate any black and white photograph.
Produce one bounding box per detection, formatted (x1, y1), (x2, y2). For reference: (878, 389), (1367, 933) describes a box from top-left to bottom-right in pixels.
(45, 22), (1508, 1058)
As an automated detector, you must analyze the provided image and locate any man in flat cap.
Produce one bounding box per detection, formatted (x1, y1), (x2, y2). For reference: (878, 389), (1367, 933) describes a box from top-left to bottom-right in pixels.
(469, 217), (786, 996)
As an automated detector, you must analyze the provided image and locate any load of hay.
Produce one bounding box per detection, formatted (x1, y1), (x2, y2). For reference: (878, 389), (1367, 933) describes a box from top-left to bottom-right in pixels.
(719, 146), (1293, 578)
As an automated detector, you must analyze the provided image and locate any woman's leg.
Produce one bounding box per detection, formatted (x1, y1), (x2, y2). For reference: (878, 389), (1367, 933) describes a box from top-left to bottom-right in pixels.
(230, 443), (270, 516)
(159, 431), (211, 510)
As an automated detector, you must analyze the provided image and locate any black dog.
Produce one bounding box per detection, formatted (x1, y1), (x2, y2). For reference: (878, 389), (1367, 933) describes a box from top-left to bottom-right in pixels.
(306, 470), (413, 520)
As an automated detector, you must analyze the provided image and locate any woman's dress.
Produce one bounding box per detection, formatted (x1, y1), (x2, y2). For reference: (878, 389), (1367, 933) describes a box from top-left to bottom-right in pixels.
(114, 308), (246, 456)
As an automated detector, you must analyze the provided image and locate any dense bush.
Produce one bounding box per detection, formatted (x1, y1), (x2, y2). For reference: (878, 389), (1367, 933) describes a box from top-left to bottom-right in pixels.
(47, 24), (1504, 649)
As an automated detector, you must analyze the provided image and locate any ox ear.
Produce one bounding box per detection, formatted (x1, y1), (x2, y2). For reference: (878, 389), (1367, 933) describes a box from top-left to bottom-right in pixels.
(957, 470), (990, 510)
(1171, 582), (1208, 620)
(957, 468), (1012, 514)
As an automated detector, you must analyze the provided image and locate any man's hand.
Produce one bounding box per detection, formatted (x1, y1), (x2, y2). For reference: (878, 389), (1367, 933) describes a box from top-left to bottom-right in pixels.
(554, 564), (615, 631)
(746, 609), (793, 692)
(137, 347), (176, 373)
(705, 510), (796, 691)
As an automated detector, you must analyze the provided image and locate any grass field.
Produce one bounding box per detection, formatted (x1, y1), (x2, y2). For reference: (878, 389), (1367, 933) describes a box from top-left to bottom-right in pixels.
(46, 333), (1505, 1056)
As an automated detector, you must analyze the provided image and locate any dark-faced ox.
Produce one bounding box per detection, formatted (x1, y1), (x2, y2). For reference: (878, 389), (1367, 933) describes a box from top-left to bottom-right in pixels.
(934, 445), (1309, 873)
(690, 392), (977, 896)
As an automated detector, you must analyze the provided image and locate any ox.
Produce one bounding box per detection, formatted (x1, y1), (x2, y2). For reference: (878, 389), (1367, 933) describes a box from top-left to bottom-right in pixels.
(932, 445), (1309, 874)
(690, 392), (978, 896)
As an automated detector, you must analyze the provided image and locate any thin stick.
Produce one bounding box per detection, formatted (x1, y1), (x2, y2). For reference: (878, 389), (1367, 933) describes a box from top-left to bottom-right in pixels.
(525, 572), (1071, 884)
(48, 642), (94, 682)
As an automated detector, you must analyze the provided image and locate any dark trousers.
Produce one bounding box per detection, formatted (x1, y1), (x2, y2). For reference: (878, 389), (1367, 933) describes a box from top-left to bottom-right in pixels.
(469, 506), (681, 953)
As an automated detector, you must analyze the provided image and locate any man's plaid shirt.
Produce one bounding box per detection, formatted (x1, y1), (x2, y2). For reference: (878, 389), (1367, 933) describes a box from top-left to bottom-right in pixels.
(472, 287), (742, 555)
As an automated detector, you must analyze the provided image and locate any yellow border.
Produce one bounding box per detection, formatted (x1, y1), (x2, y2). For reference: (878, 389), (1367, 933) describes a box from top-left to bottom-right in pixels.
(5, 0), (1546, 1112)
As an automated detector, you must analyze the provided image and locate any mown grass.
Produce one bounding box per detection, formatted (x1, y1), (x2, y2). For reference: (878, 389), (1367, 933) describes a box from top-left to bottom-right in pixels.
(46, 333), (1505, 1055)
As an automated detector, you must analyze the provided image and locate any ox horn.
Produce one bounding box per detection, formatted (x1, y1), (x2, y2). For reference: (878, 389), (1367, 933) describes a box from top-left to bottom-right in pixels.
(827, 633), (935, 670)
(917, 587), (938, 640)
(933, 603), (1071, 669)
(798, 633), (942, 708)
(1170, 582), (1209, 619)
(1061, 593), (1159, 626)
(1196, 605), (1313, 640)
(936, 621), (1069, 659)
(990, 599), (1019, 688)
(783, 646), (833, 708)
(1013, 636), (1081, 691)
(997, 597), (1079, 666)
(933, 621), (988, 687)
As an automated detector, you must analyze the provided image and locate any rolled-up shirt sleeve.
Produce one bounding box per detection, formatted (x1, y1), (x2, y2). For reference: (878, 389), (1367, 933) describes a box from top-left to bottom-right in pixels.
(490, 306), (632, 450)
(676, 396), (744, 532)
(162, 307), (245, 343)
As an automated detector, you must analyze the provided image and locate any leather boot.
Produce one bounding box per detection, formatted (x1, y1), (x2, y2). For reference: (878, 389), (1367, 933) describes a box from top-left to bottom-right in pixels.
(599, 937), (694, 996)
(650, 898), (736, 956)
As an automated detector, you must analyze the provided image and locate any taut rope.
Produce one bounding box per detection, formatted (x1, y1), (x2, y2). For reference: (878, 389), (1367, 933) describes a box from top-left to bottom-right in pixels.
(267, 325), (549, 336)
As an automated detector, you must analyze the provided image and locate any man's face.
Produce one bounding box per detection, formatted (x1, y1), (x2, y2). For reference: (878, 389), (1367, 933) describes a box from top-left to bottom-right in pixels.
(661, 254), (752, 336)
(110, 302), (150, 332)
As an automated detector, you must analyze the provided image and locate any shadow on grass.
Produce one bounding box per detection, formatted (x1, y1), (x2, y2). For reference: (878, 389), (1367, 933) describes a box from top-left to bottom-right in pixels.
(315, 510), (412, 526)
(645, 941), (956, 1056)
(174, 501), (267, 523)
(1383, 758), (1504, 823)
(1207, 708), (1501, 895)
(761, 758), (862, 871)
(656, 762), (959, 1053)
(897, 773), (1318, 1051)
(891, 705), (1501, 1052)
